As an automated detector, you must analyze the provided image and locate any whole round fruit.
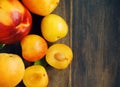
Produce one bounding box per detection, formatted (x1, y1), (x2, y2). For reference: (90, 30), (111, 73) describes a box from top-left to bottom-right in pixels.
(0, 53), (25, 87)
(21, 34), (48, 62)
(46, 44), (73, 69)
(41, 14), (68, 42)
(0, 0), (32, 44)
(22, 0), (60, 16)
(23, 65), (49, 87)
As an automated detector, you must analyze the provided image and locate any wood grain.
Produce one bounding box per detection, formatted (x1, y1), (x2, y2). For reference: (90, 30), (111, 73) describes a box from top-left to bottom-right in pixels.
(72, 0), (120, 87)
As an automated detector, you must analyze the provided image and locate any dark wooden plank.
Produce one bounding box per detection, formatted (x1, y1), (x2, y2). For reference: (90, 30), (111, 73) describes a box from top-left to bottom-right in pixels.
(72, 0), (120, 87)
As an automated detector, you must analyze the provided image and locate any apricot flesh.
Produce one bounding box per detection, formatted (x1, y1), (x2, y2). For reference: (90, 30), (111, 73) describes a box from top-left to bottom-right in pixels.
(46, 44), (73, 69)
(23, 65), (49, 87)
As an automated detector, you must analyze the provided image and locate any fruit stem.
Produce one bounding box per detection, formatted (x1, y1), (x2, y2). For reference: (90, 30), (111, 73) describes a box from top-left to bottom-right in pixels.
(34, 58), (48, 67)
(0, 44), (5, 49)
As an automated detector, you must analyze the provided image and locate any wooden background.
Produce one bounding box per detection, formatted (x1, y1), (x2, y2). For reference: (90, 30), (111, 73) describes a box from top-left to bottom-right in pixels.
(71, 0), (120, 87)
(0, 0), (120, 87)
(50, 0), (120, 87)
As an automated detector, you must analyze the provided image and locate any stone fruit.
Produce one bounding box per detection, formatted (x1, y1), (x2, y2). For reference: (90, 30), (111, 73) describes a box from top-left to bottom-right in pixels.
(22, 0), (60, 16)
(21, 34), (48, 62)
(46, 44), (73, 69)
(0, 53), (25, 87)
(41, 14), (68, 42)
(0, 0), (32, 44)
(23, 65), (49, 87)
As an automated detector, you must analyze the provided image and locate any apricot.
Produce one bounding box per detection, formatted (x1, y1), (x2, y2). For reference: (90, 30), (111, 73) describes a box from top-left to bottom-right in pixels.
(22, 0), (60, 16)
(46, 44), (73, 69)
(41, 14), (68, 42)
(23, 65), (49, 87)
(21, 34), (48, 62)
(0, 53), (25, 87)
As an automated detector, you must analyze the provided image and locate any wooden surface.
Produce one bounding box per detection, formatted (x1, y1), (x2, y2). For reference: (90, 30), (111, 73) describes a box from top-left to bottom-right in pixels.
(47, 0), (120, 87)
(54, 0), (120, 87)
(72, 0), (120, 87)
(0, 0), (120, 87)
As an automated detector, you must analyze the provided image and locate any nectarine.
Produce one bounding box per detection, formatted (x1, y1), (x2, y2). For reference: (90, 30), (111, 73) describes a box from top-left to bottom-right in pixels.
(0, 0), (32, 44)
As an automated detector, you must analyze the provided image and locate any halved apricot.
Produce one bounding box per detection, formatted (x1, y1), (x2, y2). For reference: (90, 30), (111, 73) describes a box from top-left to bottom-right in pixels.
(46, 44), (73, 69)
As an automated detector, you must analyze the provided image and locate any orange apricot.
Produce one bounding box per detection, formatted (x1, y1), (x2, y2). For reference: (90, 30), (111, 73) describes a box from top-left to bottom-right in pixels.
(22, 0), (60, 16)
(21, 34), (48, 62)
(41, 14), (68, 42)
(0, 53), (25, 87)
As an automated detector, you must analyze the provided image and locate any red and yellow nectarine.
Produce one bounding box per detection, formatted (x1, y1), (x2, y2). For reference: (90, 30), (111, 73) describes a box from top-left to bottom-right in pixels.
(0, 0), (32, 44)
